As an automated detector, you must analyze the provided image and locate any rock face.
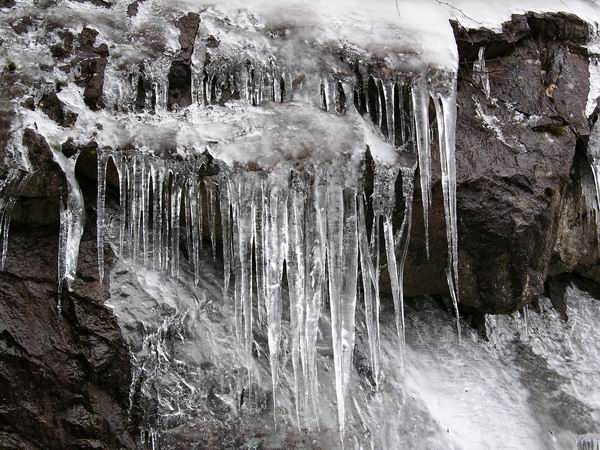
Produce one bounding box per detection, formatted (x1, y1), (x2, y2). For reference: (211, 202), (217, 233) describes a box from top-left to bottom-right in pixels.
(401, 12), (599, 314)
(0, 130), (135, 448)
(0, 236), (135, 449)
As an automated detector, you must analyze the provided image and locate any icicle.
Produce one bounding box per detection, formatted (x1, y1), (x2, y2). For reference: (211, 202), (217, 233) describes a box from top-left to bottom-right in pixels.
(118, 155), (128, 257)
(236, 174), (255, 375)
(303, 168), (327, 425)
(152, 165), (164, 270)
(473, 47), (491, 99)
(189, 179), (200, 285)
(391, 167), (416, 383)
(383, 80), (395, 144)
(412, 76), (432, 258)
(206, 180), (217, 259)
(357, 195), (381, 387)
(264, 177), (287, 423)
(131, 156), (141, 263)
(142, 160), (150, 267)
(162, 170), (171, 271)
(170, 175), (182, 278)
(287, 174), (307, 427)
(96, 149), (108, 281)
(0, 170), (31, 271)
(326, 178), (358, 443)
(219, 176), (231, 298)
(433, 84), (462, 343)
(52, 149), (85, 309)
(253, 179), (267, 324)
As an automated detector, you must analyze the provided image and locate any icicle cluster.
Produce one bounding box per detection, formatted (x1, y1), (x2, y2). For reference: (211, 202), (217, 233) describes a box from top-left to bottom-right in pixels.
(218, 162), (420, 438)
(96, 148), (215, 283)
(92, 66), (462, 441)
(0, 169), (31, 270)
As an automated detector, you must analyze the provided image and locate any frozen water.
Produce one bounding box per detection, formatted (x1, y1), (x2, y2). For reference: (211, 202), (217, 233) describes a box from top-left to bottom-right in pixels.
(1, 0), (600, 448)
(109, 248), (600, 449)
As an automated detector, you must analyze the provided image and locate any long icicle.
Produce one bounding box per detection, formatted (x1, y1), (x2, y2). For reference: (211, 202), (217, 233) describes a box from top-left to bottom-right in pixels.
(287, 175), (307, 427)
(265, 178), (287, 424)
(327, 177), (358, 444)
(358, 194), (381, 388)
(412, 76), (432, 258)
(97, 149), (108, 281)
(304, 168), (326, 426)
(434, 87), (462, 343)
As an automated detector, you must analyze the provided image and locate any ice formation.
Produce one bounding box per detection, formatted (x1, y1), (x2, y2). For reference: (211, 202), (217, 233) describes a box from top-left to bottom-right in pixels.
(91, 70), (460, 439)
(0, 169), (30, 270)
(1, 0), (600, 446)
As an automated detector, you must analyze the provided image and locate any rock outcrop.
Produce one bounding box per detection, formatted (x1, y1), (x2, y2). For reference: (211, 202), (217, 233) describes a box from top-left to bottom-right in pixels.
(401, 12), (599, 314)
(0, 126), (135, 447)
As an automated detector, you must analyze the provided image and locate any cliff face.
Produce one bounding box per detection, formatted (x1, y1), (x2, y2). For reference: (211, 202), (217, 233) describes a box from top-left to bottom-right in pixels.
(0, 2), (599, 447)
(401, 12), (599, 314)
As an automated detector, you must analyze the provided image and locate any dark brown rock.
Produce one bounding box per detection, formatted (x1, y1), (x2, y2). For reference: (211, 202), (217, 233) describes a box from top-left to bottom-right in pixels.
(72, 27), (109, 110)
(401, 12), (596, 313)
(167, 13), (200, 110)
(0, 233), (135, 449)
(38, 92), (78, 128)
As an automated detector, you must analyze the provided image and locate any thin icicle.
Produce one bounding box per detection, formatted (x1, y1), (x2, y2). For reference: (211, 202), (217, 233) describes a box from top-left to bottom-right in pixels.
(287, 175), (307, 427)
(142, 160), (150, 267)
(433, 85), (462, 343)
(383, 80), (395, 144)
(206, 180), (217, 260)
(412, 77), (432, 258)
(0, 171), (30, 271)
(96, 150), (108, 281)
(473, 47), (491, 99)
(219, 176), (231, 300)
(170, 176), (182, 278)
(237, 174), (255, 376)
(303, 169), (327, 426)
(254, 179), (267, 325)
(357, 195), (381, 388)
(264, 177), (287, 423)
(152, 165), (164, 270)
(189, 180), (201, 285)
(118, 156), (127, 257)
(327, 178), (358, 443)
